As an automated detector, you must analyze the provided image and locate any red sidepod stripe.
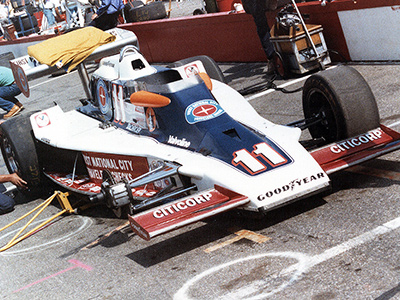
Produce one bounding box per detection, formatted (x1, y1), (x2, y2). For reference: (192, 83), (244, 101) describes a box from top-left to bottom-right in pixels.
(128, 186), (249, 241)
(311, 125), (400, 174)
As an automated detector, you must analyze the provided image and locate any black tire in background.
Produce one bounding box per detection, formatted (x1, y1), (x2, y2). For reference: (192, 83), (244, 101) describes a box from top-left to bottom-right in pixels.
(204, 0), (218, 13)
(123, 0), (144, 23)
(302, 65), (380, 144)
(126, 1), (166, 23)
(0, 114), (42, 195)
(168, 55), (226, 83)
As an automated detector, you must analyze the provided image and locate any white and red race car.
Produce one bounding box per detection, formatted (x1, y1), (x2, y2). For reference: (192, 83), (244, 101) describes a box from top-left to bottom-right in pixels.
(3, 28), (400, 241)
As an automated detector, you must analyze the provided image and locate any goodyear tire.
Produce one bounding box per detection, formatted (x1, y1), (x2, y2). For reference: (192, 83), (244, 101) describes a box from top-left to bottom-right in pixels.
(169, 55), (226, 83)
(302, 65), (380, 144)
(0, 114), (41, 195)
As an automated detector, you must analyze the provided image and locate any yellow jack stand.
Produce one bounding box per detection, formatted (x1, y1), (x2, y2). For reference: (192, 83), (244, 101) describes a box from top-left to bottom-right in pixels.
(0, 191), (75, 252)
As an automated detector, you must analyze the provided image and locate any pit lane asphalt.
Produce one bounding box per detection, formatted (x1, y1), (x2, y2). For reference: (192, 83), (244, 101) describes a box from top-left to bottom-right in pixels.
(1, 61), (400, 300)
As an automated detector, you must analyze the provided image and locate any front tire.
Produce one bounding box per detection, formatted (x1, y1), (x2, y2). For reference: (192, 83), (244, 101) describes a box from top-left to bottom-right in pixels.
(0, 114), (41, 195)
(302, 65), (380, 144)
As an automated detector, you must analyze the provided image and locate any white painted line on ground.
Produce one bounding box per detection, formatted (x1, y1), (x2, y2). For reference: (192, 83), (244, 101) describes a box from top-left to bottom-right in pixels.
(0, 216), (92, 256)
(388, 120), (400, 128)
(175, 215), (400, 299)
(30, 72), (73, 90)
(282, 216), (400, 276)
(244, 76), (310, 101)
(244, 65), (338, 102)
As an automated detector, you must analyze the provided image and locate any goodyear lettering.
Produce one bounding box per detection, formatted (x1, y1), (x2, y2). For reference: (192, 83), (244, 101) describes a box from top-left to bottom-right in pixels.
(330, 129), (382, 154)
(153, 193), (213, 218)
(103, 61), (115, 68)
(257, 172), (325, 201)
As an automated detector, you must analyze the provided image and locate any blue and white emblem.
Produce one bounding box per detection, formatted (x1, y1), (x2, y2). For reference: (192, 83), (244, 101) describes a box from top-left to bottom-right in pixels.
(185, 99), (225, 124)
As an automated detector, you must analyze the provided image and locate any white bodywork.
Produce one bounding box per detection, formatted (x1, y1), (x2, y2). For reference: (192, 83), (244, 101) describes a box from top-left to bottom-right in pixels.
(30, 48), (330, 212)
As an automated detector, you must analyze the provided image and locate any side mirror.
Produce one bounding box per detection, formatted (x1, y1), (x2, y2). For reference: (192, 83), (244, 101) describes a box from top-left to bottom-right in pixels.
(130, 91), (171, 107)
(199, 72), (212, 90)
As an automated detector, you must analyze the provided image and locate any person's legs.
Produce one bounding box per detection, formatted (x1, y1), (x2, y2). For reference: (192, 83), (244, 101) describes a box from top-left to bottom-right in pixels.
(89, 12), (119, 31)
(0, 84), (21, 104)
(252, 7), (275, 59)
(44, 8), (56, 26)
(0, 97), (15, 113)
(0, 192), (15, 214)
(0, 84), (23, 117)
(242, 0), (276, 73)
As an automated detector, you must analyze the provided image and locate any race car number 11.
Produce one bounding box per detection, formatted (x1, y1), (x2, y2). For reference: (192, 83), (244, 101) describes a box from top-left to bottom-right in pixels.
(232, 142), (289, 175)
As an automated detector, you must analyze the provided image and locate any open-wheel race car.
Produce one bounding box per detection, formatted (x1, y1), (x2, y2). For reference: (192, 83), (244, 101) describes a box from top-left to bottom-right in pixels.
(3, 28), (400, 241)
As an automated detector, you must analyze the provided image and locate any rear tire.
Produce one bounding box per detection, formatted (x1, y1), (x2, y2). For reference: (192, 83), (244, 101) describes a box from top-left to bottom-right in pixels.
(168, 55), (226, 83)
(302, 65), (380, 144)
(0, 114), (42, 195)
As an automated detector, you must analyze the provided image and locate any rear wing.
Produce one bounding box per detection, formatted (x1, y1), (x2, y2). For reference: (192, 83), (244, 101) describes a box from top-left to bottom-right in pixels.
(9, 28), (138, 99)
(311, 125), (400, 174)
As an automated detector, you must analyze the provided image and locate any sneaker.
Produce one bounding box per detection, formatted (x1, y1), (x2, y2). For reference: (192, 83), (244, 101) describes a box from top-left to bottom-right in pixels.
(3, 104), (22, 119)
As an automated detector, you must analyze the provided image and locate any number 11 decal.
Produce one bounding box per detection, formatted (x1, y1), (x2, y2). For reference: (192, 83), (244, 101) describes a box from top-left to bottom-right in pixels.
(232, 142), (289, 175)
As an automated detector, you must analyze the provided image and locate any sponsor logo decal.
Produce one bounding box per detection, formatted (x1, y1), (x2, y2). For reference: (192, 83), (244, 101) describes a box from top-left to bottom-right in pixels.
(96, 79), (111, 115)
(102, 61), (115, 68)
(185, 99), (225, 124)
(35, 112), (51, 128)
(10, 61), (30, 97)
(257, 172), (326, 200)
(82, 152), (149, 183)
(146, 107), (157, 132)
(12, 57), (29, 67)
(153, 192), (213, 218)
(167, 135), (191, 148)
(126, 123), (142, 134)
(184, 63), (201, 78)
(330, 129), (382, 154)
(129, 219), (149, 239)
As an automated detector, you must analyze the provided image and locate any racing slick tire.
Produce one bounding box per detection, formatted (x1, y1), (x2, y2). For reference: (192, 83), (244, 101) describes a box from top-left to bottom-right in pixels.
(0, 114), (42, 195)
(302, 65), (380, 144)
(168, 55), (226, 83)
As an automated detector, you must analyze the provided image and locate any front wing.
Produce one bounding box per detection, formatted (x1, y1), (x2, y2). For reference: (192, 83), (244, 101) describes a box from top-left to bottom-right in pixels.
(128, 186), (249, 240)
(311, 125), (400, 174)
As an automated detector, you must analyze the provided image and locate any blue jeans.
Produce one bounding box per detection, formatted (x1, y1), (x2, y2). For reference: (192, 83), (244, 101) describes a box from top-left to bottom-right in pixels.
(0, 193), (14, 214)
(0, 83), (21, 112)
(44, 8), (56, 26)
(241, 0), (276, 59)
